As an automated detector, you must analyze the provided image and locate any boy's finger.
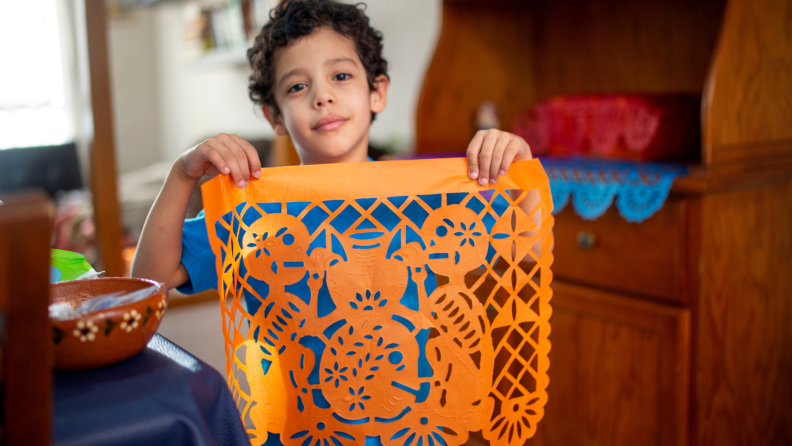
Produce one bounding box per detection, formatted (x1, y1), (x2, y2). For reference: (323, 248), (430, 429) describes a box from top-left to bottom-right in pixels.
(466, 131), (485, 180)
(218, 135), (250, 187)
(497, 141), (521, 180)
(219, 135), (251, 183)
(215, 144), (246, 188)
(477, 131), (499, 185)
(205, 140), (235, 175)
(489, 136), (511, 184)
(522, 140), (533, 160)
(206, 148), (230, 175)
(231, 134), (262, 178)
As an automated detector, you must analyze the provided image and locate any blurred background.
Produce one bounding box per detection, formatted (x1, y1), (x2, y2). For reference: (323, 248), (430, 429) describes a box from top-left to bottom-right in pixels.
(0, 0), (440, 266)
(2, 1), (791, 445)
(0, 0), (441, 374)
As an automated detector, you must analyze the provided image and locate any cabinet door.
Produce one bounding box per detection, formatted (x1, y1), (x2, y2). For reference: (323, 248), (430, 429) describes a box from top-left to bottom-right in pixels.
(530, 281), (690, 446)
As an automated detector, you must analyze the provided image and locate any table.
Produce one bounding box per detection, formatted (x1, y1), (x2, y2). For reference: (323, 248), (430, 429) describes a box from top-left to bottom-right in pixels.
(53, 334), (249, 446)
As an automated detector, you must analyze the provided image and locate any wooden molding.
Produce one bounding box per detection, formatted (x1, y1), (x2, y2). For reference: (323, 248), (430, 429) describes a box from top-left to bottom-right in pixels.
(85, 0), (125, 277)
(702, 0), (792, 157)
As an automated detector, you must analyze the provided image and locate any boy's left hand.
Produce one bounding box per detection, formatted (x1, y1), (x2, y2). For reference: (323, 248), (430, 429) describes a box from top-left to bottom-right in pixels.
(466, 129), (532, 185)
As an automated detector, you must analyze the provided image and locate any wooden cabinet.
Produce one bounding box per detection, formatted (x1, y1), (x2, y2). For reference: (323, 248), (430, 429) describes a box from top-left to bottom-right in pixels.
(552, 200), (687, 303)
(417, 0), (792, 445)
(535, 282), (689, 446)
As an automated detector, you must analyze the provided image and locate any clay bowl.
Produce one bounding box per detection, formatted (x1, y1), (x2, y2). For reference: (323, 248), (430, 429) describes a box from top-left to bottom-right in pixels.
(50, 277), (169, 371)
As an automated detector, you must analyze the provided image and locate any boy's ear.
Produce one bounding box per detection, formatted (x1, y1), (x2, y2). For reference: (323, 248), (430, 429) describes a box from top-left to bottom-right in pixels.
(263, 106), (288, 136)
(369, 74), (389, 114)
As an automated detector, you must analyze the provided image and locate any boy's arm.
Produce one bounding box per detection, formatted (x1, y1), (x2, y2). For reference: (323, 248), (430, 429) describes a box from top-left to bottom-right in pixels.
(131, 133), (261, 289)
(130, 166), (197, 289)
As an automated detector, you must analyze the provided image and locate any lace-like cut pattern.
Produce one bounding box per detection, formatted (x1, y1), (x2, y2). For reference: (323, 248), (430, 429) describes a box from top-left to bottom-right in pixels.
(542, 157), (687, 222)
(201, 159), (554, 446)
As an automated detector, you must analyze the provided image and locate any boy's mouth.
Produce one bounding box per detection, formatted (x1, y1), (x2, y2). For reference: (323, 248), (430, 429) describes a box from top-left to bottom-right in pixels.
(312, 115), (347, 131)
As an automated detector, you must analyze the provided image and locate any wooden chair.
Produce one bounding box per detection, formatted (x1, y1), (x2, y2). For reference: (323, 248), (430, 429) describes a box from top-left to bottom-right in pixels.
(0, 192), (54, 445)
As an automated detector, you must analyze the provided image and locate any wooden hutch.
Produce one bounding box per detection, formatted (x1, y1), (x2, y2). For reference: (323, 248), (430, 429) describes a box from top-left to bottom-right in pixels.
(416, 0), (792, 445)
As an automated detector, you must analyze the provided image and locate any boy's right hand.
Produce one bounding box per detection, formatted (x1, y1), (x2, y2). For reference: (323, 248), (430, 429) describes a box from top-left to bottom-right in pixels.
(178, 133), (262, 188)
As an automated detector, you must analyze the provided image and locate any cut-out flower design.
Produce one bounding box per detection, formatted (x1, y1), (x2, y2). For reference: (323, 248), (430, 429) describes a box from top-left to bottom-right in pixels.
(247, 227), (296, 259)
(343, 385), (371, 411)
(453, 221), (483, 247)
(289, 421), (356, 446)
(322, 324), (387, 394)
(72, 320), (99, 342)
(436, 217), (484, 247)
(247, 231), (271, 258)
(490, 207), (539, 262)
(389, 413), (458, 446)
(324, 360), (349, 388)
(349, 289), (387, 310)
(488, 395), (540, 444)
(120, 309), (142, 332)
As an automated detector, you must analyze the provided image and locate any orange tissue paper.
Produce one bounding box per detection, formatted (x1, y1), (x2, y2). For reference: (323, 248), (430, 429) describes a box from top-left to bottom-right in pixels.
(201, 158), (555, 446)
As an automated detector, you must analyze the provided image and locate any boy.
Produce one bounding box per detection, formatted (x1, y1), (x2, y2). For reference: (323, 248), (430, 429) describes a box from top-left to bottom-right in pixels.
(131, 0), (531, 293)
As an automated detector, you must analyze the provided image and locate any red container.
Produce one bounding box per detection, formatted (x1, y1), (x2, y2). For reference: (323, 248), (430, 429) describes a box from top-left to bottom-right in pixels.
(512, 94), (700, 160)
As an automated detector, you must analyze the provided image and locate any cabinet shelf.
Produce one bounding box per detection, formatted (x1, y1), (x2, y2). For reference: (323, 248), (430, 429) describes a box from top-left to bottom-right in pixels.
(187, 46), (249, 70)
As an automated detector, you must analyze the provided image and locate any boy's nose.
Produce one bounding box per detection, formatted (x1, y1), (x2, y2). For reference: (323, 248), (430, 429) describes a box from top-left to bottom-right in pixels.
(313, 87), (336, 108)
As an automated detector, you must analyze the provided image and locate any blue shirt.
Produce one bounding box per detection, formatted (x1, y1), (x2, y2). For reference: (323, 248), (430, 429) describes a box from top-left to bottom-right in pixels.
(176, 209), (217, 294)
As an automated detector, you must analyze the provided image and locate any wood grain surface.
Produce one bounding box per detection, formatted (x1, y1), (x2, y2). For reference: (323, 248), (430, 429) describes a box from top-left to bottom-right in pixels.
(529, 0), (724, 100)
(702, 0), (792, 156)
(419, 1), (792, 445)
(416, 2), (535, 154)
(527, 281), (690, 446)
(694, 181), (792, 445)
(552, 199), (686, 303)
(416, 0), (725, 156)
(0, 192), (54, 445)
(85, 0), (125, 277)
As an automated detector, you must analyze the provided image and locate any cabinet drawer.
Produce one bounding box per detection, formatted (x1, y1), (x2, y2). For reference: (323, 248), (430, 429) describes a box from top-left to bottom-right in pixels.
(552, 198), (686, 302)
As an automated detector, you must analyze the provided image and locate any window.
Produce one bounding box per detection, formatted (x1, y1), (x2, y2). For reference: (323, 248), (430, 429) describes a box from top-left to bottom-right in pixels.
(0, 0), (74, 150)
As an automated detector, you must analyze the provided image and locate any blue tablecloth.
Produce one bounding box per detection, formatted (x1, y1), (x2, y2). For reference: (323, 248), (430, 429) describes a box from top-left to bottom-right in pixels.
(53, 334), (249, 446)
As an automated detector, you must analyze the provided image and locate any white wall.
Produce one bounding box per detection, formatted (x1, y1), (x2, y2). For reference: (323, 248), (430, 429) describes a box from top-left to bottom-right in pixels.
(155, 4), (276, 163)
(344, 0), (441, 151)
(108, 8), (162, 173)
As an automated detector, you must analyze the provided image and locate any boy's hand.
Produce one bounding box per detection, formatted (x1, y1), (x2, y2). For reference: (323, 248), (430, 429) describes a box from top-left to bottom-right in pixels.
(178, 133), (262, 188)
(466, 129), (532, 185)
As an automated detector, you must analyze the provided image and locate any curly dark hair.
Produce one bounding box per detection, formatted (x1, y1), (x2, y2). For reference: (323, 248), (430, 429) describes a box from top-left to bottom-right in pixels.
(247, 0), (389, 121)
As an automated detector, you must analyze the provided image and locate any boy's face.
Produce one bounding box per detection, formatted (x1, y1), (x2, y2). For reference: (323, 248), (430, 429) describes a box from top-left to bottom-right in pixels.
(264, 27), (388, 164)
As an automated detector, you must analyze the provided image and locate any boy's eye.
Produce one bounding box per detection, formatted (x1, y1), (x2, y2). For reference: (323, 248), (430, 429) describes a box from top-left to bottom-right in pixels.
(287, 83), (306, 93)
(334, 73), (351, 81)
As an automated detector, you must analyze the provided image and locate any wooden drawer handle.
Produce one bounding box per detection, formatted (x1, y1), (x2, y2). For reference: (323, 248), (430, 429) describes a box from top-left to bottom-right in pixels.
(576, 231), (596, 250)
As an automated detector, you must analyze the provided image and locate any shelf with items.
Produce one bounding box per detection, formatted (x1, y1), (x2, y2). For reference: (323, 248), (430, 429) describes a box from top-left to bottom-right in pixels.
(415, 0), (792, 174)
(186, 45), (249, 70)
(185, 0), (270, 69)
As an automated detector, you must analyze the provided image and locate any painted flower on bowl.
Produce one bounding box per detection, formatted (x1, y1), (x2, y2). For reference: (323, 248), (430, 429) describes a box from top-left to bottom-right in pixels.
(120, 309), (142, 332)
(72, 320), (99, 342)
